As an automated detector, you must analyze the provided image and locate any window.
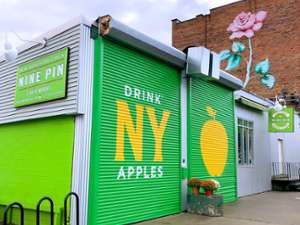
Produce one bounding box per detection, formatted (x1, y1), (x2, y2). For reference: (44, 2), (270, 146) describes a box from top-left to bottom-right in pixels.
(237, 118), (254, 165)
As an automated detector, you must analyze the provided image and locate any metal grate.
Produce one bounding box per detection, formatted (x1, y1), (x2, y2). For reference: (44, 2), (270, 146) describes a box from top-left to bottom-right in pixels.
(272, 162), (300, 181)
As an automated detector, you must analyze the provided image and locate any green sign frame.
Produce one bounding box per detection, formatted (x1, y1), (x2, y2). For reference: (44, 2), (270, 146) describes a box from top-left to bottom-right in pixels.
(268, 107), (294, 132)
(14, 48), (69, 107)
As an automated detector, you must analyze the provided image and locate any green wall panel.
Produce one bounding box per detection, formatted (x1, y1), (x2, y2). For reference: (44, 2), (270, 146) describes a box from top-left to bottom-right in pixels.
(0, 116), (75, 224)
(0, 206), (63, 225)
(88, 38), (181, 225)
(188, 78), (237, 203)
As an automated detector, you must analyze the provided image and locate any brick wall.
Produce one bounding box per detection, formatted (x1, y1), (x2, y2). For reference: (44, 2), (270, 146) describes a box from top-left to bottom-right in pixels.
(172, 0), (300, 99)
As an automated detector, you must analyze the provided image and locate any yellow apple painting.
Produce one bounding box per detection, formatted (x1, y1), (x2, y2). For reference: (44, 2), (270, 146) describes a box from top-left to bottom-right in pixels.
(200, 106), (228, 177)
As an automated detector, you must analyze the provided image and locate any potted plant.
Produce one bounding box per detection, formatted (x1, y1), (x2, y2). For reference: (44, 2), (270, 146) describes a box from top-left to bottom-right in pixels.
(200, 179), (220, 197)
(188, 178), (201, 195)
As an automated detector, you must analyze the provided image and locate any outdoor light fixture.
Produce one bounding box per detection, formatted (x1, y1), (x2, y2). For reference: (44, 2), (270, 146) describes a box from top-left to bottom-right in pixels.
(3, 32), (47, 62)
(4, 38), (17, 62)
(3, 33), (18, 62)
(273, 96), (286, 111)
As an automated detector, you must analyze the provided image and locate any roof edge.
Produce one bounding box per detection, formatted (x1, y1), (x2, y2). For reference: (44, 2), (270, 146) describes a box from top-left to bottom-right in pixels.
(0, 15), (93, 63)
(97, 15), (187, 69)
(219, 70), (244, 90)
(235, 90), (274, 108)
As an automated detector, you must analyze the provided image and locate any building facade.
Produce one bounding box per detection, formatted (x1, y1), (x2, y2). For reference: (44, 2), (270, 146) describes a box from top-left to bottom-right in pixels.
(0, 15), (244, 225)
(172, 0), (300, 197)
(172, 0), (300, 104)
(0, 17), (94, 225)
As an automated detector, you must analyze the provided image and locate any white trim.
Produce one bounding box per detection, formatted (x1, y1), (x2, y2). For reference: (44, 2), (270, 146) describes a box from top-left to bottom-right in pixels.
(219, 70), (243, 90)
(239, 97), (269, 111)
(100, 16), (186, 69)
(211, 52), (220, 80)
(180, 70), (188, 211)
(71, 23), (94, 225)
(235, 90), (273, 108)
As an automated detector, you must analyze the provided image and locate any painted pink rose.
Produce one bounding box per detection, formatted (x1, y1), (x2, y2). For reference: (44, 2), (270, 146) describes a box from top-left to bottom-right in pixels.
(227, 11), (267, 39)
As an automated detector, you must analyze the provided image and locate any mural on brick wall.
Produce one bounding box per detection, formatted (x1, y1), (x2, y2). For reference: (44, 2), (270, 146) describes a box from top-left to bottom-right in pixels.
(219, 11), (276, 89)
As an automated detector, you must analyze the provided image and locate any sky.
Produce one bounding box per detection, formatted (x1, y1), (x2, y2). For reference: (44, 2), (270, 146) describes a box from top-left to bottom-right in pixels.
(0, 0), (240, 51)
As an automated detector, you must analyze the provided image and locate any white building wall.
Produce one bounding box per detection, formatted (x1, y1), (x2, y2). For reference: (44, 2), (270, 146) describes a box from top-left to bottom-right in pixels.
(235, 103), (272, 197)
(270, 114), (300, 163)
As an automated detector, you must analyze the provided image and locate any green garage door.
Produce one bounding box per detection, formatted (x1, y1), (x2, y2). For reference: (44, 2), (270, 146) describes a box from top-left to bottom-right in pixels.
(188, 78), (237, 203)
(88, 38), (181, 225)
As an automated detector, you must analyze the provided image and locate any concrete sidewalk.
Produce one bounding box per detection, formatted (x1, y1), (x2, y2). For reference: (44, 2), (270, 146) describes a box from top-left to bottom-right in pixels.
(137, 192), (300, 225)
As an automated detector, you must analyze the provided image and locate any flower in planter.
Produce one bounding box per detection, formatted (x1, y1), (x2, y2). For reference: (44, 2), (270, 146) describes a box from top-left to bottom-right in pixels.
(188, 178), (201, 187)
(200, 179), (221, 196)
(211, 179), (221, 189)
(188, 178), (201, 195)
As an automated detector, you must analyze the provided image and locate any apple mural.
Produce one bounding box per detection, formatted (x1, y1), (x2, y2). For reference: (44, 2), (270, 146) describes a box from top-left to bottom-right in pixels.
(200, 106), (229, 177)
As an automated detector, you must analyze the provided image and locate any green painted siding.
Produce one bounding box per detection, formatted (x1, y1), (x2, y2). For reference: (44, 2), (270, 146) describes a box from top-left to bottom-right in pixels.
(188, 78), (237, 203)
(88, 38), (181, 225)
(0, 116), (75, 224)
